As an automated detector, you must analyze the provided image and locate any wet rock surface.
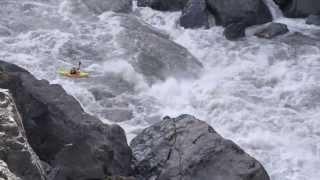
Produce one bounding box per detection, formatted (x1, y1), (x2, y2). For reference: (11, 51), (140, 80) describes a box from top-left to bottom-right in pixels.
(180, 0), (209, 29)
(131, 114), (270, 180)
(0, 89), (46, 180)
(274, 0), (320, 18)
(255, 23), (289, 39)
(0, 61), (133, 180)
(137, 0), (188, 11)
(306, 15), (320, 26)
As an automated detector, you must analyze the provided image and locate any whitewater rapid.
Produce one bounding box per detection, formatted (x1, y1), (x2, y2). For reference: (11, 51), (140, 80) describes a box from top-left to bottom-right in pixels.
(0, 0), (319, 180)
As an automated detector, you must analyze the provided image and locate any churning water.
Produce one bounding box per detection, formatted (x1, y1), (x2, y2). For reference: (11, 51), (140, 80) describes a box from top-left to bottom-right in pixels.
(0, 0), (319, 180)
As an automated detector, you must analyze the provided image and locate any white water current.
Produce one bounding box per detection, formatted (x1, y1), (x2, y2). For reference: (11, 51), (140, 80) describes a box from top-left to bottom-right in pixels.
(0, 0), (319, 180)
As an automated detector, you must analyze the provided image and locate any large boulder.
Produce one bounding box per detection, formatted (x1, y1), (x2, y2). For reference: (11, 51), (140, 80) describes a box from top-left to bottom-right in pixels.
(180, 0), (209, 28)
(206, 0), (272, 26)
(255, 23), (289, 39)
(131, 115), (270, 180)
(0, 89), (46, 180)
(137, 0), (188, 11)
(275, 0), (320, 17)
(0, 61), (133, 180)
(116, 14), (203, 84)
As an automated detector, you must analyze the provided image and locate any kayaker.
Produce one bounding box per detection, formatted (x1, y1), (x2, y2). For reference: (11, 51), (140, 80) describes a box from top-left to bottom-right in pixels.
(69, 62), (81, 75)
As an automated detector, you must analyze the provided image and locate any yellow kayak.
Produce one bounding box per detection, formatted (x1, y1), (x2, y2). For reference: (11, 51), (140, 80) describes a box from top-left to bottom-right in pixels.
(58, 70), (89, 78)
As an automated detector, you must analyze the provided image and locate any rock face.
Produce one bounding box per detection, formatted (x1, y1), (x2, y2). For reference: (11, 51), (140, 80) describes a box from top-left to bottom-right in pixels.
(137, 0), (188, 11)
(117, 14), (203, 84)
(131, 115), (270, 180)
(0, 89), (46, 180)
(306, 15), (320, 26)
(81, 0), (132, 14)
(180, 0), (209, 28)
(0, 61), (133, 180)
(255, 23), (289, 39)
(275, 0), (320, 17)
(206, 0), (272, 26)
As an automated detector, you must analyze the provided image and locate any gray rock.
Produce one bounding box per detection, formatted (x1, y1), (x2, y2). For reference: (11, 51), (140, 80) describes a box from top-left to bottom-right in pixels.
(275, 0), (320, 18)
(117, 14), (203, 84)
(207, 0), (272, 26)
(306, 15), (320, 26)
(255, 23), (289, 39)
(223, 22), (247, 40)
(102, 108), (134, 122)
(0, 89), (46, 180)
(180, 0), (209, 29)
(137, 0), (188, 11)
(0, 61), (133, 180)
(131, 114), (270, 180)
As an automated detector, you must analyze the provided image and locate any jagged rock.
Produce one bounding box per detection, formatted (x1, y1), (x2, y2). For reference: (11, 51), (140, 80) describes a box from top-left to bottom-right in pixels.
(306, 15), (320, 26)
(0, 89), (46, 180)
(116, 14), (203, 84)
(180, 0), (209, 29)
(131, 115), (270, 180)
(0, 160), (20, 180)
(137, 0), (188, 11)
(0, 61), (133, 180)
(223, 22), (247, 40)
(206, 0), (272, 26)
(255, 23), (289, 39)
(275, 0), (320, 17)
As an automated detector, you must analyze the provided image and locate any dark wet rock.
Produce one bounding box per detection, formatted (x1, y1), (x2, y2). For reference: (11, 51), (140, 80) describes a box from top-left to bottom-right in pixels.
(0, 61), (133, 180)
(81, 0), (132, 14)
(275, 0), (320, 17)
(306, 15), (320, 26)
(116, 14), (203, 84)
(137, 0), (188, 11)
(255, 23), (289, 39)
(0, 89), (46, 180)
(206, 0), (272, 27)
(180, 0), (209, 28)
(131, 114), (270, 180)
(90, 88), (116, 101)
(223, 22), (247, 40)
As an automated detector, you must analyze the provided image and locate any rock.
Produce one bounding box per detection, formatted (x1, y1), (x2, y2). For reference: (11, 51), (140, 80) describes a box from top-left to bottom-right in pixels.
(180, 0), (209, 29)
(223, 22), (247, 40)
(280, 32), (320, 46)
(131, 114), (270, 180)
(81, 0), (132, 14)
(0, 89), (46, 180)
(306, 15), (320, 26)
(102, 108), (134, 122)
(255, 23), (289, 39)
(0, 160), (20, 180)
(0, 61), (133, 180)
(137, 0), (188, 11)
(116, 14), (203, 84)
(276, 0), (320, 18)
(207, 0), (272, 26)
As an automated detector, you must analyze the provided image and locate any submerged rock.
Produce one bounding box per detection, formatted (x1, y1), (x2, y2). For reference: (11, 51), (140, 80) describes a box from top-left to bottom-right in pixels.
(306, 15), (320, 26)
(180, 0), (209, 29)
(137, 0), (188, 11)
(0, 61), (133, 180)
(131, 114), (270, 180)
(206, 0), (272, 26)
(255, 23), (289, 39)
(0, 89), (46, 180)
(117, 14), (203, 84)
(81, 0), (132, 14)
